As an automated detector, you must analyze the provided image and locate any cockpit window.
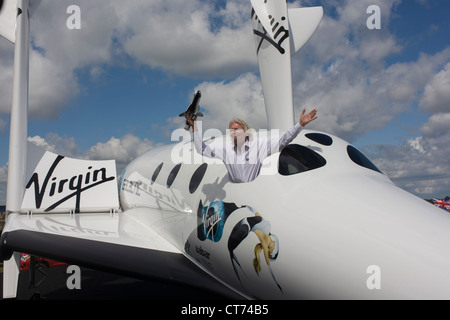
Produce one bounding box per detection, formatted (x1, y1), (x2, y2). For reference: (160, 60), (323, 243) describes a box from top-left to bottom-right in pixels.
(347, 145), (382, 173)
(305, 133), (333, 146)
(189, 163), (208, 194)
(167, 163), (182, 188)
(278, 144), (326, 176)
(151, 162), (164, 185)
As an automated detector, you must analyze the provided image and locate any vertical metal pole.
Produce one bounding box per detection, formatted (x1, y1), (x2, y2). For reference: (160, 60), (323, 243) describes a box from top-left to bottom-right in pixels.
(2, 0), (30, 300)
(6, 0), (29, 213)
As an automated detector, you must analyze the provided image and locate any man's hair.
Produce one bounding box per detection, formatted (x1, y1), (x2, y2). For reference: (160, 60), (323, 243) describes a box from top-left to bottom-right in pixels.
(228, 118), (251, 131)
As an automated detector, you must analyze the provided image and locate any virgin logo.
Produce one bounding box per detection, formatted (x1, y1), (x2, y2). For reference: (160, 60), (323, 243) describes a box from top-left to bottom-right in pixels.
(252, 8), (289, 54)
(25, 155), (116, 213)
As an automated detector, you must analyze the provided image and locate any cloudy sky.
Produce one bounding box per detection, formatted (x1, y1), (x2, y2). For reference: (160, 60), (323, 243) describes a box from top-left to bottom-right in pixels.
(0, 0), (449, 203)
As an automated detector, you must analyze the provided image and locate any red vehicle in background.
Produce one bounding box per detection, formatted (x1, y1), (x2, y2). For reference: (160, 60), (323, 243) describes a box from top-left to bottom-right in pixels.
(20, 254), (69, 271)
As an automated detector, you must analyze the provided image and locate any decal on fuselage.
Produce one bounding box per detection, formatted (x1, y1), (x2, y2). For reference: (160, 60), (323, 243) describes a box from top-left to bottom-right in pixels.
(189, 200), (284, 295)
(228, 212), (283, 293)
(197, 200), (242, 242)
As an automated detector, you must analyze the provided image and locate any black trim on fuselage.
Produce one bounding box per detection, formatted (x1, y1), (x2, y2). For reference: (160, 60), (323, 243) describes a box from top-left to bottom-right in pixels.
(1, 230), (244, 299)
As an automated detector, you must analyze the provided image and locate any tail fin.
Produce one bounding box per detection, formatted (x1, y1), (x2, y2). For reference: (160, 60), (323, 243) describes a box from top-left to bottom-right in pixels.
(3, 0), (118, 215)
(0, 0), (41, 43)
(0, 0), (16, 43)
(251, 0), (322, 130)
(21, 141), (119, 214)
(288, 7), (323, 55)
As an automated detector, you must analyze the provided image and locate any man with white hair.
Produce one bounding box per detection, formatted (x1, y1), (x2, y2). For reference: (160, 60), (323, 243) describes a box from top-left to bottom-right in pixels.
(187, 109), (317, 183)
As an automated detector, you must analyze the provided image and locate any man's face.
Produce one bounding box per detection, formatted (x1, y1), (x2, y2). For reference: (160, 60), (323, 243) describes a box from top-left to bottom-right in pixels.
(229, 122), (245, 144)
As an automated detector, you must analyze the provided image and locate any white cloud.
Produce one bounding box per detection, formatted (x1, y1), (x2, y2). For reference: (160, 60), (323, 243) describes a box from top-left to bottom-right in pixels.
(28, 133), (80, 156)
(365, 139), (450, 198)
(85, 133), (159, 172)
(420, 113), (450, 138)
(408, 136), (425, 154)
(0, 163), (7, 206)
(0, 38), (14, 115)
(0, 163), (7, 183)
(117, 0), (255, 77)
(0, 117), (6, 133)
(176, 72), (266, 131)
(31, 1), (117, 70)
(28, 50), (80, 120)
(0, 0), (258, 123)
(420, 62), (450, 113)
(366, 118), (450, 198)
(291, 3), (450, 142)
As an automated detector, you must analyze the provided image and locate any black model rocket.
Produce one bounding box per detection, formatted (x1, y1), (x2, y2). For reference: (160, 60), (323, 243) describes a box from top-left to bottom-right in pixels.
(179, 90), (203, 130)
